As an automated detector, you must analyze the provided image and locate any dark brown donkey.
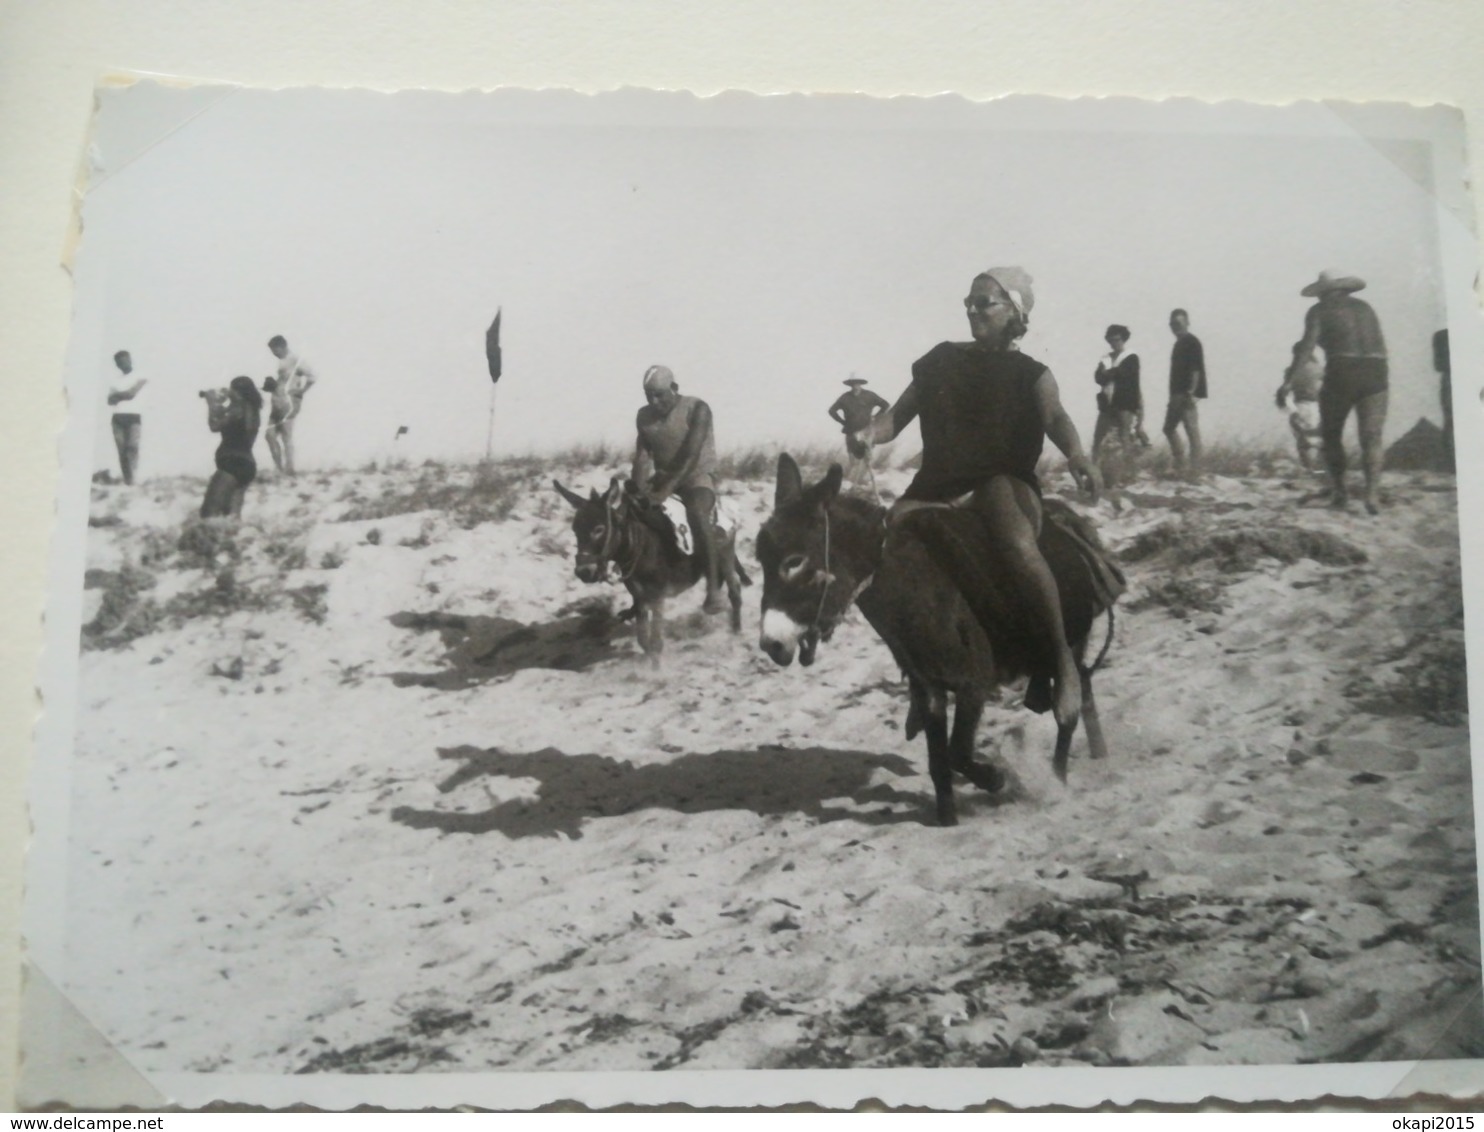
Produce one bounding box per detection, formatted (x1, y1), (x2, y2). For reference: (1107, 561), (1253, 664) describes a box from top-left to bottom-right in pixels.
(756, 454), (1119, 826)
(554, 477), (749, 660)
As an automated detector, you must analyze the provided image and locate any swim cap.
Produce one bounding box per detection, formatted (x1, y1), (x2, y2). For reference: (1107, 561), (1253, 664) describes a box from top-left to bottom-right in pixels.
(642, 365), (676, 392)
(978, 266), (1035, 322)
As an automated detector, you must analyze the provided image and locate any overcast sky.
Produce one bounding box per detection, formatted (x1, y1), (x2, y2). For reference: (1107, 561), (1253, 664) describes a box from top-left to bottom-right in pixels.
(77, 87), (1457, 479)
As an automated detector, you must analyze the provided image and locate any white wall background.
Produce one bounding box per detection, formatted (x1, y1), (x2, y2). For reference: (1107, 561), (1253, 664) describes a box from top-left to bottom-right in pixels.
(4, 0), (1484, 1107)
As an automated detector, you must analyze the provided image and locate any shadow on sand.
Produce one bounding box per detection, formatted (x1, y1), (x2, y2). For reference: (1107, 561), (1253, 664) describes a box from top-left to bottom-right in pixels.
(387, 602), (625, 689)
(389, 744), (948, 837)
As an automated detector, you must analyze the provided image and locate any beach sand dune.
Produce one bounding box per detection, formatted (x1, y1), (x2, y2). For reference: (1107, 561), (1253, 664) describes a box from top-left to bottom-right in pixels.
(61, 458), (1479, 1073)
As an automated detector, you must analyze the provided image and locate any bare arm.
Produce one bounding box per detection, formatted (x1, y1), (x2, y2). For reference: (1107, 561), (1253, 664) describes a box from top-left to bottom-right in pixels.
(1292, 306), (1321, 371)
(1276, 361), (1296, 409)
(631, 414), (654, 487)
(206, 393), (237, 434)
(649, 401), (713, 500)
(107, 378), (146, 405)
(1035, 369), (1100, 499)
(862, 384), (920, 445)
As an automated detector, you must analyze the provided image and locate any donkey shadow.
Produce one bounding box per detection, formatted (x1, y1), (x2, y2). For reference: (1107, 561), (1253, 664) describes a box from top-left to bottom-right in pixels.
(389, 744), (945, 838)
(387, 599), (625, 690)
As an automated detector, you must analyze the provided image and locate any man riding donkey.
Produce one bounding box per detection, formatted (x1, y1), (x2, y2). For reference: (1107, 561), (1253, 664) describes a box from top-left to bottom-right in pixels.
(853, 266), (1122, 731)
(632, 364), (727, 614)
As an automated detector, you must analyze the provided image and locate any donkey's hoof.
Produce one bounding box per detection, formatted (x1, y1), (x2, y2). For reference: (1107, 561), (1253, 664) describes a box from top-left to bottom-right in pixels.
(961, 762), (1006, 794)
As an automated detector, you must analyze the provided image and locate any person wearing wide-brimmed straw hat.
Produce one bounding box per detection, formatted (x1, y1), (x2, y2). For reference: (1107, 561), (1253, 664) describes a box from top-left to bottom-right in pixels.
(1291, 270), (1389, 513)
(828, 375), (890, 485)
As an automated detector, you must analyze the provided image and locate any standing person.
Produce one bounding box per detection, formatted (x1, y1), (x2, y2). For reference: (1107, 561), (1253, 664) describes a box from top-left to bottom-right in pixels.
(1434, 329), (1453, 468)
(828, 376), (890, 485)
(632, 364), (725, 614)
(106, 350), (147, 485)
(1163, 309), (1207, 476)
(1275, 342), (1325, 472)
(856, 266), (1100, 730)
(200, 377), (263, 519)
(1090, 325), (1141, 462)
(264, 335), (316, 476)
(1291, 271), (1388, 513)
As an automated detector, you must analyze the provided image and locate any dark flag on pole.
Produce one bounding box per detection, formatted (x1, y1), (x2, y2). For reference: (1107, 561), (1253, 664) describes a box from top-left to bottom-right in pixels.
(485, 308), (503, 383)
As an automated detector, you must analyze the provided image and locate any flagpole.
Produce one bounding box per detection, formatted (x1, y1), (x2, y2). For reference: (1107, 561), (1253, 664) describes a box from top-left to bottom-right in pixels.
(484, 305), (503, 463)
(485, 384), (497, 462)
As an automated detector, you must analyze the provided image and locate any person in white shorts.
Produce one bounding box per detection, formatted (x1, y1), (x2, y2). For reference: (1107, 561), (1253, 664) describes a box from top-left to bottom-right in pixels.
(264, 334), (316, 476)
(1276, 341), (1324, 472)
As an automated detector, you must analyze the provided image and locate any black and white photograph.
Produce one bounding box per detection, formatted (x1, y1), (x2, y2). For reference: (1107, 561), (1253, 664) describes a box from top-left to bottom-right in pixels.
(21, 85), (1484, 1109)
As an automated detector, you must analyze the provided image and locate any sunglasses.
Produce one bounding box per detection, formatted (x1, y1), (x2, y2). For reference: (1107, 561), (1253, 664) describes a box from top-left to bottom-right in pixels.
(963, 295), (1014, 313)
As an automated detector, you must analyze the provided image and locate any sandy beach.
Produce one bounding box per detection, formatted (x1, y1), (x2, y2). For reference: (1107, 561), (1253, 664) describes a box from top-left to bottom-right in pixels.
(59, 452), (1479, 1074)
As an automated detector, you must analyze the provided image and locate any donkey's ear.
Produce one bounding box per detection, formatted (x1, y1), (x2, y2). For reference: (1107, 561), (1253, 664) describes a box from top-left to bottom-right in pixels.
(775, 453), (804, 508)
(554, 480), (587, 509)
(807, 463), (844, 509)
(604, 476), (626, 507)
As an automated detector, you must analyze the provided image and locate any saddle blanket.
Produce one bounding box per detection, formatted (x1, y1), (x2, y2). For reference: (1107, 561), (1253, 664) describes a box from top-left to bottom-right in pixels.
(659, 498), (694, 555)
(657, 495), (742, 556)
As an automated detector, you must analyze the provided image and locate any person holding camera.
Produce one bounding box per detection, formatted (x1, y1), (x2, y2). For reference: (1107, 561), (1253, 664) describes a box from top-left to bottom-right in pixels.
(200, 376), (263, 519)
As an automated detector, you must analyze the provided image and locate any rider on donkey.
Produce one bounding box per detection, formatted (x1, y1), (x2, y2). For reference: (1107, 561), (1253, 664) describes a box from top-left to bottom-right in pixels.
(854, 267), (1102, 731)
(632, 364), (726, 614)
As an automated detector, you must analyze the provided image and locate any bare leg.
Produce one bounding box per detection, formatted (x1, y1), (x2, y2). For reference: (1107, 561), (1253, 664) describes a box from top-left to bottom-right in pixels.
(1356, 388), (1388, 515)
(1290, 414), (1313, 471)
(975, 478), (1082, 730)
(681, 486), (724, 613)
(1183, 403), (1203, 473)
(265, 423), (287, 474)
(1319, 382), (1350, 506)
(1164, 413), (1186, 473)
(200, 470), (238, 518)
(281, 415), (297, 477)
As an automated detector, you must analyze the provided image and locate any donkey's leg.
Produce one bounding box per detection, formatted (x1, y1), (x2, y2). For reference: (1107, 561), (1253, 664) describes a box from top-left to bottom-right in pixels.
(1080, 668), (1108, 762)
(949, 691), (1005, 794)
(1052, 718), (1077, 784)
(646, 598), (665, 667)
(916, 682), (957, 827)
(723, 537), (744, 633)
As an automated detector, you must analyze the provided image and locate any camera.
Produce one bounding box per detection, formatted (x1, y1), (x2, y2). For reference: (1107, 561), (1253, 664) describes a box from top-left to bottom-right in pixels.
(199, 387), (230, 407)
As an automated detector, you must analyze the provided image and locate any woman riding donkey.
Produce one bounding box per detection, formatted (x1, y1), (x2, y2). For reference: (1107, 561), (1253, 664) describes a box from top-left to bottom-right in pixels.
(855, 267), (1108, 731)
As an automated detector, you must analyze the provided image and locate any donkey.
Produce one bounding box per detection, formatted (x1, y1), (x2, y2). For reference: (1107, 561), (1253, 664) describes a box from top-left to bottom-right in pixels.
(756, 454), (1117, 826)
(554, 476), (750, 660)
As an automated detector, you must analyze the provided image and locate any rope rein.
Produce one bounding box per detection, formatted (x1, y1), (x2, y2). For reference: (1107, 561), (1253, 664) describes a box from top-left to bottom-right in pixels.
(600, 496), (642, 583)
(810, 505), (833, 632)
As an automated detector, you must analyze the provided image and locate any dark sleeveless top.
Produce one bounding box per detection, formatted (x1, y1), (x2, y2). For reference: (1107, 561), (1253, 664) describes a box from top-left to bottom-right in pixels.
(215, 401), (261, 485)
(902, 342), (1048, 501)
